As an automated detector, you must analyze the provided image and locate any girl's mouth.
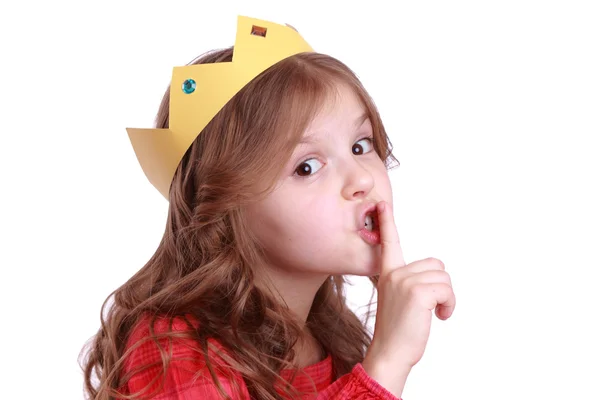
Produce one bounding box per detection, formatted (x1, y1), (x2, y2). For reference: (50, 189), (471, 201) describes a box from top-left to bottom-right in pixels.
(364, 211), (379, 232)
(359, 211), (380, 245)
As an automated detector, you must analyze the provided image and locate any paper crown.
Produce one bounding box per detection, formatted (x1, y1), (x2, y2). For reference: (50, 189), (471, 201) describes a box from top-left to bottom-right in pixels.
(126, 15), (314, 199)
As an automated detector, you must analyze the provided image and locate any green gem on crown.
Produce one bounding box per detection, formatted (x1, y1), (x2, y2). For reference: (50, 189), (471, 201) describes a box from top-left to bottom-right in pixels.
(182, 79), (196, 94)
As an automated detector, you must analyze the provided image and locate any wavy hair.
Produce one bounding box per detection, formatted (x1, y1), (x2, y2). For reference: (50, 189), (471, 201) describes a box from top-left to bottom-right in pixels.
(80, 45), (399, 400)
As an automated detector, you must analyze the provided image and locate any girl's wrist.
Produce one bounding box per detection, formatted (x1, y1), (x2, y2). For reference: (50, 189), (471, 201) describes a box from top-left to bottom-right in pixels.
(361, 355), (411, 398)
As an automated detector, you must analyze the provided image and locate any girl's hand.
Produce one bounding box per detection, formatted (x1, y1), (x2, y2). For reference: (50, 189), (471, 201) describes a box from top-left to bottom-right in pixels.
(361, 201), (456, 397)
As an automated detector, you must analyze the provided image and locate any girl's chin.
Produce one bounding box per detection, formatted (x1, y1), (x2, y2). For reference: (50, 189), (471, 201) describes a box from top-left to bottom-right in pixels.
(348, 262), (381, 277)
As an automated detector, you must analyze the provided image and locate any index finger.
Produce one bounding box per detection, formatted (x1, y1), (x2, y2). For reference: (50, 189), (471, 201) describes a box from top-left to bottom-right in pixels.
(377, 201), (406, 276)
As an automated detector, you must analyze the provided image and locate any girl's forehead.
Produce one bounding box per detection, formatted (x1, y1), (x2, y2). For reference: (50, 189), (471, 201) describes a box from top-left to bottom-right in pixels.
(312, 84), (364, 116)
(285, 82), (370, 146)
(303, 110), (369, 140)
(304, 94), (369, 137)
(323, 83), (363, 111)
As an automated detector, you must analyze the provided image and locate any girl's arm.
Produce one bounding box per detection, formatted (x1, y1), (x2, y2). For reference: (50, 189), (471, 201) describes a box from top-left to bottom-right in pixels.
(122, 348), (401, 400)
(119, 316), (402, 399)
(315, 363), (402, 400)
(121, 337), (402, 400)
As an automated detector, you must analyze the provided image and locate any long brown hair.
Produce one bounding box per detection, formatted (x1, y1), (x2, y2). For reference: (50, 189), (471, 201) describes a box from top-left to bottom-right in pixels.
(80, 45), (399, 400)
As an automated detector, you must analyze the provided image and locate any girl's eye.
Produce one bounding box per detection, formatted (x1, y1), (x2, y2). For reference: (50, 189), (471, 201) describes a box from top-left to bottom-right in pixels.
(352, 137), (374, 155)
(294, 158), (324, 177)
(293, 137), (375, 178)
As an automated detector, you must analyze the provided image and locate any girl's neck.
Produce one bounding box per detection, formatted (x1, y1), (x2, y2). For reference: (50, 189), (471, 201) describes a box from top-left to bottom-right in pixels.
(292, 330), (326, 368)
(255, 268), (329, 367)
(258, 266), (329, 325)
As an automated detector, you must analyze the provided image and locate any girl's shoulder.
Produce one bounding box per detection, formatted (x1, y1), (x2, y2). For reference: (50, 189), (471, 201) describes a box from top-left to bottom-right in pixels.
(120, 312), (249, 399)
(124, 311), (233, 369)
(126, 312), (201, 346)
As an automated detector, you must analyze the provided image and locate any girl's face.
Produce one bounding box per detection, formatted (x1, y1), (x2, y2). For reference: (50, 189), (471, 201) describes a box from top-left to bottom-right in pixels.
(246, 84), (393, 279)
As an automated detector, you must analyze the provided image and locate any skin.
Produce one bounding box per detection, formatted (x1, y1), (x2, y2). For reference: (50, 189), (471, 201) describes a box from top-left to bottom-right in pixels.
(245, 83), (394, 366)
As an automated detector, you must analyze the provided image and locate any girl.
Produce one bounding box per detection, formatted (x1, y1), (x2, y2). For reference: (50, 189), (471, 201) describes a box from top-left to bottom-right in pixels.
(80, 16), (456, 400)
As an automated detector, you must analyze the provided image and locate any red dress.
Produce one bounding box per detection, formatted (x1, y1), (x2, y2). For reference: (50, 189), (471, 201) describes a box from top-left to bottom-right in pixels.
(119, 315), (401, 399)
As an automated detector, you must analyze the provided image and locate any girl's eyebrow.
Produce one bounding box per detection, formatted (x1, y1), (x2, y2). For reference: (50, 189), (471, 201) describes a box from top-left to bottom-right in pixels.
(299, 112), (369, 145)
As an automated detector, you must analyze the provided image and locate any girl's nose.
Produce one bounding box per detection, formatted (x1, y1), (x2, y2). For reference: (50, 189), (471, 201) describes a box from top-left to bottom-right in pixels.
(341, 159), (375, 200)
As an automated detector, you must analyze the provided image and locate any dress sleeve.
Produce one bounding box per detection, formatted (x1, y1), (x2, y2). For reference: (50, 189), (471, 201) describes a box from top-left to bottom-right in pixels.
(315, 363), (401, 400)
(119, 316), (251, 399)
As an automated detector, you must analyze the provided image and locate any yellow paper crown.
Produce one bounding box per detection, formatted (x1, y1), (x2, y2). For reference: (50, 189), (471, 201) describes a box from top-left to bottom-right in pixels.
(126, 15), (314, 199)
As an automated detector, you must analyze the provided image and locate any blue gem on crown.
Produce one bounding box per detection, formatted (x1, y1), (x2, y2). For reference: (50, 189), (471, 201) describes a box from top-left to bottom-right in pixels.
(182, 79), (196, 94)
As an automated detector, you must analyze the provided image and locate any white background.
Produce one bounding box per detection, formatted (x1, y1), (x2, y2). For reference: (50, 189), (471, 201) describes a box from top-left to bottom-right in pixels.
(1, 1), (599, 399)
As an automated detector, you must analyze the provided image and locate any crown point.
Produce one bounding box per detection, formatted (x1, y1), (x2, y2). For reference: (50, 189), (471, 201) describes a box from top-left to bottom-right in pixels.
(182, 79), (196, 94)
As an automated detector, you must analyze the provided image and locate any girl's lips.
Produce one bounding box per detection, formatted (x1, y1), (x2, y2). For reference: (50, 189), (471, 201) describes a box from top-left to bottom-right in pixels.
(357, 201), (381, 245)
(359, 202), (379, 230)
(359, 227), (380, 246)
